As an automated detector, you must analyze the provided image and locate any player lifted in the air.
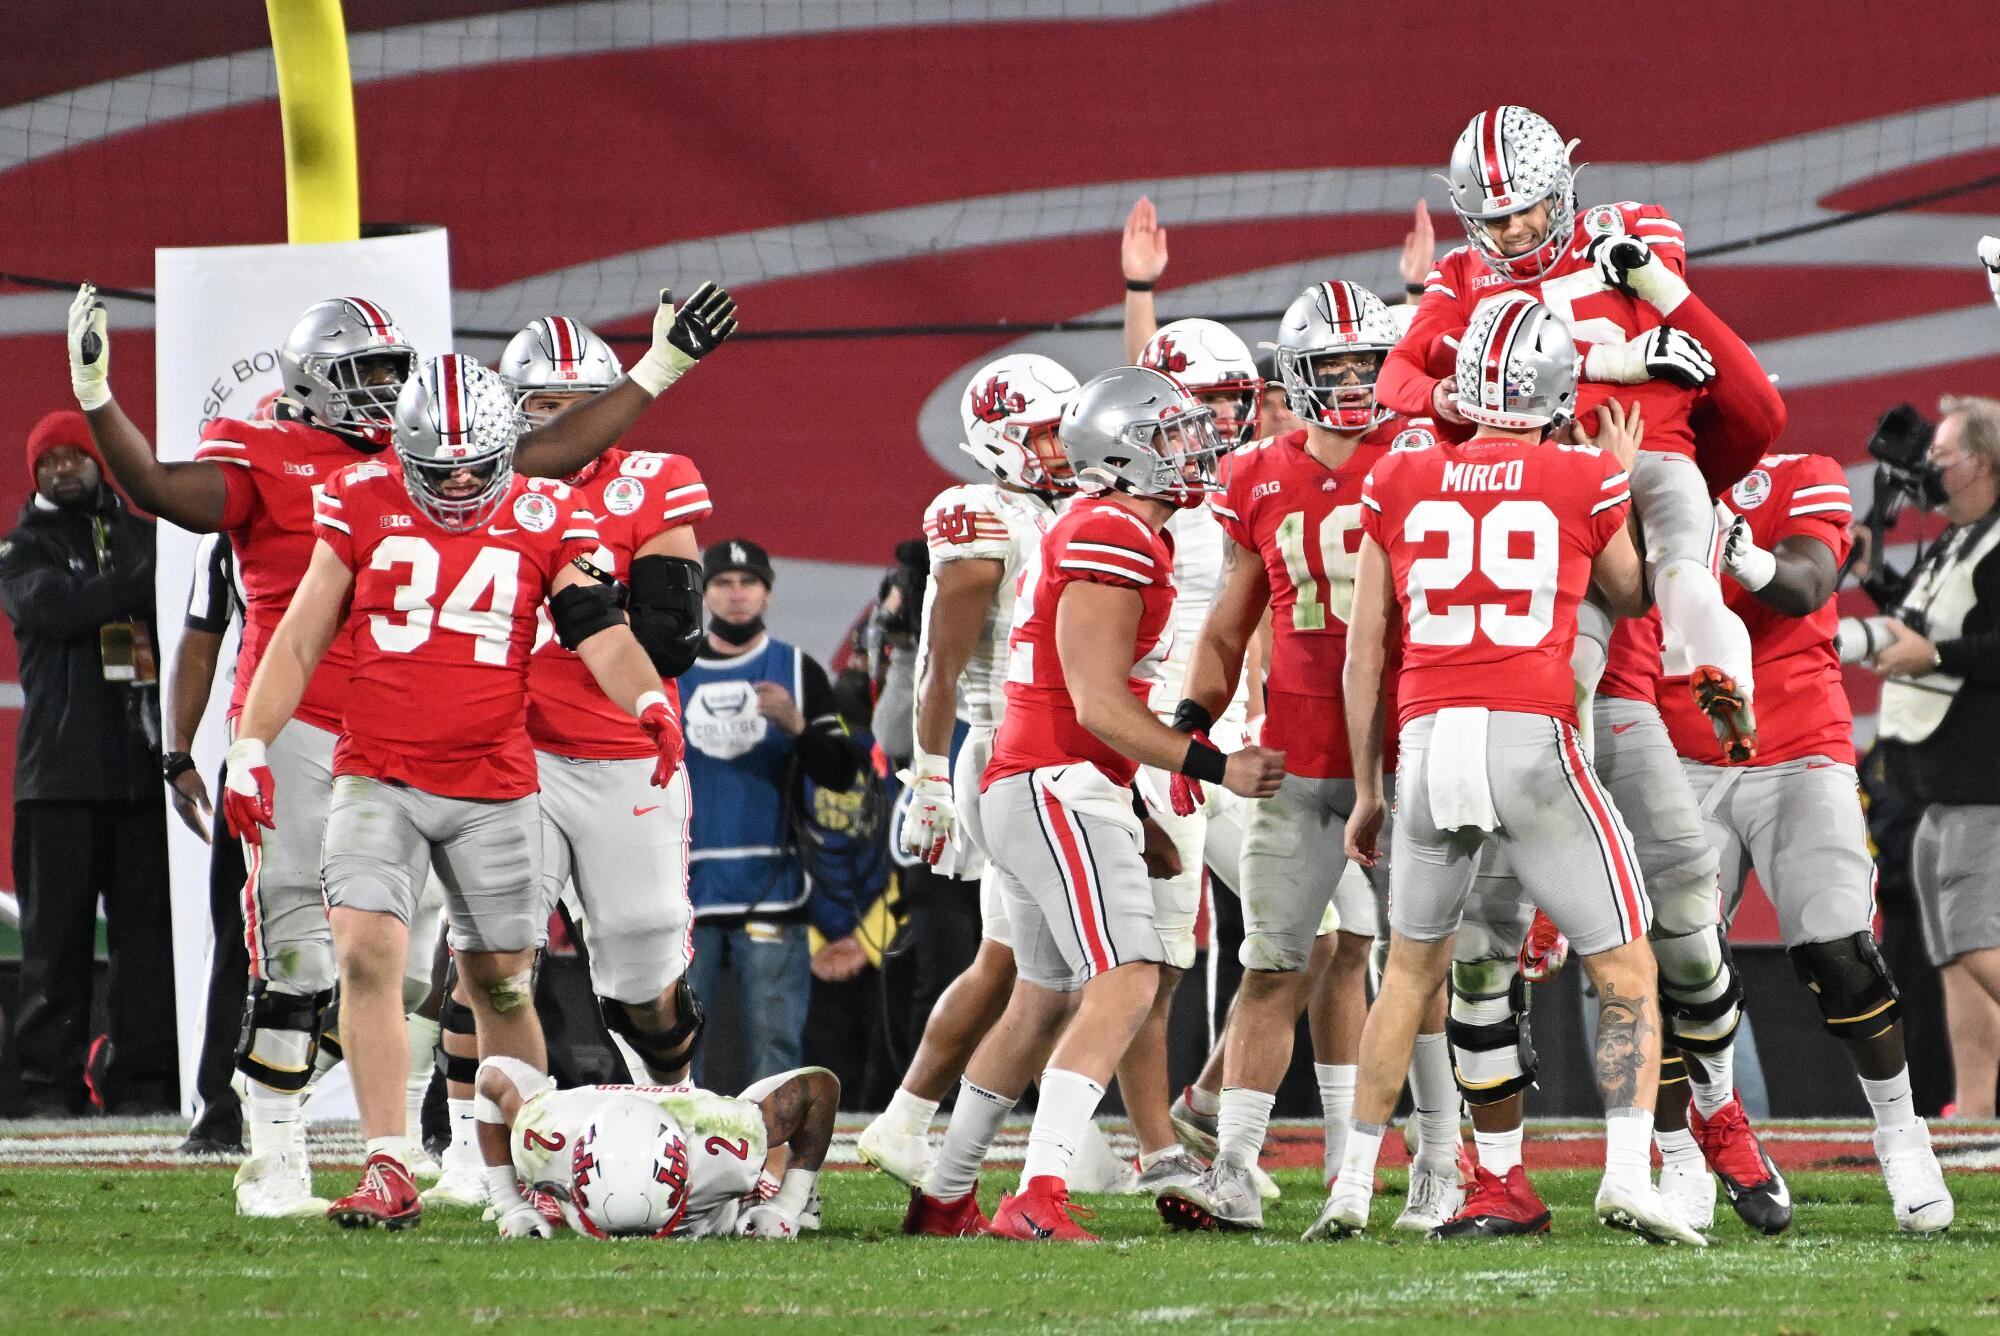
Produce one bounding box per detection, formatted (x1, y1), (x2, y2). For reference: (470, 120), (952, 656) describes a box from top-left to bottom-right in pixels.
(1311, 296), (1701, 1246)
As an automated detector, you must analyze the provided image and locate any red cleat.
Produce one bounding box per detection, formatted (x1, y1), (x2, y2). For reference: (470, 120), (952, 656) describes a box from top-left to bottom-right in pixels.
(1430, 1164), (1552, 1238)
(1518, 910), (1570, 983)
(327, 1153), (422, 1231)
(1690, 1093), (1792, 1235)
(1691, 666), (1756, 763)
(987, 1175), (1099, 1242)
(524, 1186), (568, 1233)
(901, 1184), (992, 1237)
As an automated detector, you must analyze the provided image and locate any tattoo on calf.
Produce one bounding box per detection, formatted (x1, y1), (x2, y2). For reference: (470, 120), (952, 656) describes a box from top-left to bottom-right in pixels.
(1593, 981), (1652, 1112)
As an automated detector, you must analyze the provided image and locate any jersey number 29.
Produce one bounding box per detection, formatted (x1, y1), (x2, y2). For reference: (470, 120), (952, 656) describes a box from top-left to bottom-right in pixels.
(1403, 500), (1558, 647)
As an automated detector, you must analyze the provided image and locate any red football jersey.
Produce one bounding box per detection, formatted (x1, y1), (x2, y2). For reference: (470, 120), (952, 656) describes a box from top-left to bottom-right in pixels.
(984, 498), (1176, 789)
(1379, 201), (1698, 457)
(1599, 608), (1664, 705)
(1211, 420), (1422, 778)
(526, 448), (711, 759)
(193, 417), (379, 732)
(314, 465), (603, 799)
(1660, 453), (1855, 765)
(1361, 437), (1631, 729)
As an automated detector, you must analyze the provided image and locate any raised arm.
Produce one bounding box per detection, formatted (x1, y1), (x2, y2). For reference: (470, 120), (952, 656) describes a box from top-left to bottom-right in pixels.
(1121, 197), (1168, 363)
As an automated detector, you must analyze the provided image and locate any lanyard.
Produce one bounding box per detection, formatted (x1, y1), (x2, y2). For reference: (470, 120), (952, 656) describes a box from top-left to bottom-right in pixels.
(89, 514), (112, 574)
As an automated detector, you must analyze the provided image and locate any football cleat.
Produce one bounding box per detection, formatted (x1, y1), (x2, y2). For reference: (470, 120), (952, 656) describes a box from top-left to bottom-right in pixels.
(1394, 1164), (1467, 1232)
(1431, 1164), (1552, 1239)
(1067, 1122), (1140, 1194)
(1134, 1145), (1207, 1197)
(233, 1150), (329, 1219)
(1157, 1157), (1264, 1233)
(420, 1157), (490, 1209)
(1172, 1087), (1280, 1200)
(405, 1143), (442, 1183)
(1518, 910), (1570, 983)
(327, 1153), (423, 1231)
(1875, 1120), (1954, 1235)
(855, 1113), (935, 1190)
(1595, 1175), (1707, 1246)
(988, 1176), (1099, 1242)
(1657, 1156), (1718, 1233)
(1301, 1176), (1372, 1241)
(1689, 1094), (1792, 1234)
(1690, 666), (1757, 763)
(901, 1184), (991, 1238)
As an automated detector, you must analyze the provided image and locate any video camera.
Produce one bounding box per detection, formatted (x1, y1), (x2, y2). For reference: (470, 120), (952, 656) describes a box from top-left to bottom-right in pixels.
(1867, 404), (1947, 511)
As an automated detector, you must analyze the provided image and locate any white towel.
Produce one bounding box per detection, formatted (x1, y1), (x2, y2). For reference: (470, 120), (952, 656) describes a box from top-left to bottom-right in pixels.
(1427, 707), (1500, 832)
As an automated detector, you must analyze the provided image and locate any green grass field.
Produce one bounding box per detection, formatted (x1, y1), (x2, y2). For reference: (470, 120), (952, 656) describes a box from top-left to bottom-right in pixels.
(4, 1164), (1997, 1334)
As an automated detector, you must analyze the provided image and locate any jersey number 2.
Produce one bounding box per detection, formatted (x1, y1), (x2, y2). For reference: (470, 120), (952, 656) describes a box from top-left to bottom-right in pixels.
(370, 537), (522, 664)
(1403, 500), (1558, 647)
(704, 1136), (751, 1160)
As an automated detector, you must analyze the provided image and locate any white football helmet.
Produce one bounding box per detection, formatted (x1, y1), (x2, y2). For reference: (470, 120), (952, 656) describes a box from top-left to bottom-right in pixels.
(959, 354), (1080, 491)
(391, 354), (525, 531)
(1443, 105), (1582, 282)
(1060, 365), (1226, 506)
(500, 316), (624, 424)
(568, 1094), (693, 1240)
(1453, 295), (1579, 431)
(1139, 318), (1262, 446)
(1271, 282), (1400, 433)
(278, 297), (417, 445)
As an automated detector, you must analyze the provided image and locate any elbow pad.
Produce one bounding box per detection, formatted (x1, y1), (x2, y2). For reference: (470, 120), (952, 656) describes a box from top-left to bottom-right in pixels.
(550, 577), (627, 650)
(628, 554), (705, 678)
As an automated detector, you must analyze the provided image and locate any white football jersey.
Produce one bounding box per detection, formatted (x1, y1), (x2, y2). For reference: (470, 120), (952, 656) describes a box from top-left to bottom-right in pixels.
(511, 1084), (768, 1238)
(917, 483), (1059, 730)
(1150, 504), (1249, 724)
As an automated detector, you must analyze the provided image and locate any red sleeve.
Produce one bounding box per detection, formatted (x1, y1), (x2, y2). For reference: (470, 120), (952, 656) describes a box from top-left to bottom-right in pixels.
(1587, 450), (1633, 551)
(651, 453), (712, 530)
(1051, 510), (1166, 590)
(191, 418), (259, 531)
(1772, 455), (1853, 561)
(1209, 471), (1255, 552)
(557, 492), (606, 568)
(1358, 467), (1389, 548)
(1377, 278), (1467, 418)
(1625, 202), (1687, 273)
(314, 467), (359, 569)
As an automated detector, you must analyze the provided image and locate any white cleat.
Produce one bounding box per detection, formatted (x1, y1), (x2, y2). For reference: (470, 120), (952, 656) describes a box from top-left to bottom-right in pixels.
(1875, 1120), (1954, 1235)
(1394, 1164), (1466, 1232)
(1658, 1157), (1718, 1233)
(1068, 1120), (1141, 1194)
(1158, 1155), (1264, 1232)
(1134, 1145), (1207, 1197)
(421, 1158), (491, 1209)
(1302, 1175), (1372, 1241)
(855, 1113), (935, 1190)
(1169, 1090), (1278, 1200)
(405, 1145), (442, 1183)
(1595, 1175), (1708, 1246)
(233, 1150), (329, 1219)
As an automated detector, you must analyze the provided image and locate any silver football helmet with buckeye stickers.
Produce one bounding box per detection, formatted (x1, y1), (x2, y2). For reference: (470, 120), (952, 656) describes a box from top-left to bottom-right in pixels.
(1443, 105), (1582, 281)
(1059, 365), (1226, 505)
(1453, 294), (1579, 431)
(958, 353), (1081, 491)
(567, 1094), (692, 1239)
(500, 315), (624, 423)
(390, 354), (526, 531)
(278, 297), (417, 445)
(1139, 318), (1262, 446)
(1271, 282), (1399, 433)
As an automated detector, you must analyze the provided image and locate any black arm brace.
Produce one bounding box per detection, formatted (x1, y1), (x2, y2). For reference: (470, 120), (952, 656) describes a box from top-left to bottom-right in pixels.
(551, 571), (628, 650)
(628, 554), (705, 677)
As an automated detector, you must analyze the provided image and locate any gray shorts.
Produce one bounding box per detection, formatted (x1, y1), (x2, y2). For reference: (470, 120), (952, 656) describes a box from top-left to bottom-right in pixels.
(1392, 711), (1652, 958)
(1133, 765), (1213, 971)
(980, 766), (1166, 991)
(1683, 755), (1875, 948)
(1912, 804), (2000, 968)
(538, 751), (694, 1003)
(323, 775), (545, 955)
(1240, 773), (1388, 972)
(1631, 450), (1724, 581)
(242, 718), (340, 994)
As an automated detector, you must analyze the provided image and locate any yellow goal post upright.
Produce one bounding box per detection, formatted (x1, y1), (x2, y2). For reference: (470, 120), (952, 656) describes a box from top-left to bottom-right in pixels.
(266, 0), (361, 244)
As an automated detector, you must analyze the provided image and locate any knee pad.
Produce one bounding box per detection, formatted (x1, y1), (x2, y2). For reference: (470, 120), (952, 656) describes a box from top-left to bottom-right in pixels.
(263, 940), (338, 997)
(1644, 858), (1724, 938)
(1447, 957), (1536, 1106)
(1240, 927), (1312, 975)
(600, 976), (706, 1081)
(235, 982), (331, 1094)
(1653, 925), (1742, 1055)
(435, 993), (479, 1085)
(1790, 932), (1902, 1042)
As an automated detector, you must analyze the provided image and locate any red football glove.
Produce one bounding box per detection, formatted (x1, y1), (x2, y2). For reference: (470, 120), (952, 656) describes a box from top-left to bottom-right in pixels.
(222, 737), (276, 845)
(637, 693), (684, 787)
(1168, 730), (1213, 817)
(1518, 909), (1571, 983)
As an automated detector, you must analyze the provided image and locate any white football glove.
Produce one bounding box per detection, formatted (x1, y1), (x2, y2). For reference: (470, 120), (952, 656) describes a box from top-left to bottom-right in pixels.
(68, 283), (112, 411)
(1980, 236), (2000, 310)
(495, 1202), (557, 1239)
(1583, 327), (1712, 387)
(1718, 508), (1776, 592)
(1589, 234), (1691, 314)
(737, 1202), (800, 1241)
(897, 750), (957, 865)
(627, 282), (739, 396)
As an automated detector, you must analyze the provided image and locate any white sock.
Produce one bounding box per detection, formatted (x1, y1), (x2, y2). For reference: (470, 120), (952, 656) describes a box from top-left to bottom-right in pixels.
(928, 1078), (1015, 1201)
(1185, 1083), (1221, 1118)
(1688, 1047), (1735, 1118)
(246, 1084), (306, 1158)
(1860, 1068), (1917, 1130)
(1655, 1126), (1703, 1167)
(446, 1098), (481, 1165)
(365, 1134), (411, 1168)
(404, 1014), (440, 1138)
(1316, 1063), (1356, 1170)
(1409, 1033), (1462, 1169)
(1474, 1126), (1523, 1176)
(1604, 1108), (1654, 1181)
(1337, 1120), (1385, 1200)
(1019, 1069), (1105, 1191)
(1138, 1145), (1181, 1171)
(1216, 1087), (1277, 1168)
(1656, 560), (1753, 694)
(886, 1087), (941, 1137)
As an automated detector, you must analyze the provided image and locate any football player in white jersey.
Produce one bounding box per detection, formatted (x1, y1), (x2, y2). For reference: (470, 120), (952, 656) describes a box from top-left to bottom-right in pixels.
(474, 1060), (839, 1240)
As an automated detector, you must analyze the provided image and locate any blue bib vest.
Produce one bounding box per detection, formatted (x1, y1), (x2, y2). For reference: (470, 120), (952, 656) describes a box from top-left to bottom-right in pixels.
(681, 636), (808, 917)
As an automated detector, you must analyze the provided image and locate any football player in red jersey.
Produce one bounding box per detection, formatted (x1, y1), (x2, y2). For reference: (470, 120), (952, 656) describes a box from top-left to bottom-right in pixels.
(1660, 453), (1952, 1234)
(221, 356), (687, 1230)
(920, 367), (1283, 1242)
(1154, 281), (1462, 1233)
(1309, 297), (1703, 1247)
(66, 281), (734, 1218)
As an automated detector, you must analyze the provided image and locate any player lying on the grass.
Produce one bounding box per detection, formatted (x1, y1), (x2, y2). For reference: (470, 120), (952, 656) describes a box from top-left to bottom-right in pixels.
(474, 1061), (840, 1239)
(1310, 297), (1703, 1247)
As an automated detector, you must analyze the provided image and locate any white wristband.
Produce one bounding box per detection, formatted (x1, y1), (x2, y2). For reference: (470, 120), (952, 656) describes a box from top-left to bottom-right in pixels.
(1729, 542), (1777, 592)
(909, 747), (951, 782)
(483, 1164), (527, 1209)
(225, 737), (268, 771)
(73, 379), (111, 412)
(635, 689), (670, 716)
(771, 1167), (817, 1220)
(627, 348), (688, 398)
(1583, 340), (1649, 385)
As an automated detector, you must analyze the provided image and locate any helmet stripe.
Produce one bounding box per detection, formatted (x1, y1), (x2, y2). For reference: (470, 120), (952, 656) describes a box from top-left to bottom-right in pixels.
(1479, 107), (1508, 196)
(550, 316), (579, 369)
(1481, 300), (1529, 412)
(346, 297), (390, 334)
(439, 354), (466, 442)
(1328, 281), (1354, 330)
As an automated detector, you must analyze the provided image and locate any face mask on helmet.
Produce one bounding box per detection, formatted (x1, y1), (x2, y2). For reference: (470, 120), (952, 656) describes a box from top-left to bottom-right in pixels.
(393, 356), (525, 532)
(1281, 348), (1387, 432)
(320, 349), (417, 444)
(959, 356), (1082, 493)
(1008, 418), (1075, 491)
(1085, 405), (1227, 506)
(1444, 106), (1581, 283)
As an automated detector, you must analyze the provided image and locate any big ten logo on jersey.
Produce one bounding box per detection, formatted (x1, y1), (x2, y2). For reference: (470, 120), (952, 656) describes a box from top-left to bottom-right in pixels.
(933, 504), (978, 545)
(1277, 505), (1365, 629)
(684, 680), (769, 759)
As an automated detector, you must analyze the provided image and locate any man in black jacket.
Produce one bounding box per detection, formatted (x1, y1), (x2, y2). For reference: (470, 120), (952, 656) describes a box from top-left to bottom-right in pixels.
(1, 410), (174, 1115)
